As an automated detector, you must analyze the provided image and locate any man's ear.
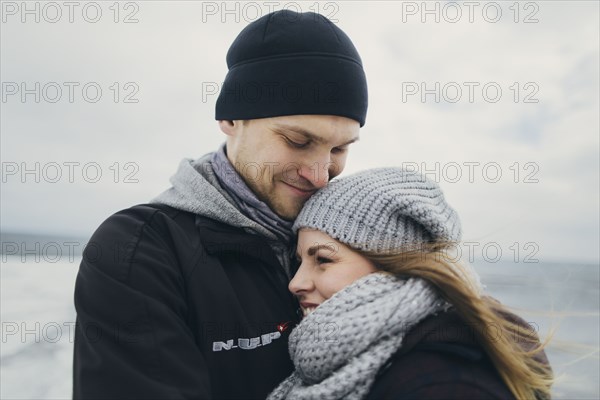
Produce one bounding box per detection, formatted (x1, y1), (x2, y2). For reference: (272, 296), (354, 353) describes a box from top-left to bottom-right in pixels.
(218, 120), (238, 137)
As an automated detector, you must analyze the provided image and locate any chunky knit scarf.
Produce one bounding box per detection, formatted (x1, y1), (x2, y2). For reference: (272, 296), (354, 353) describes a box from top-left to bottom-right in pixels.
(267, 272), (450, 400)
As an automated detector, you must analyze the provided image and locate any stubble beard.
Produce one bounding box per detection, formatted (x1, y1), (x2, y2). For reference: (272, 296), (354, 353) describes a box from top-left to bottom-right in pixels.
(255, 178), (306, 221)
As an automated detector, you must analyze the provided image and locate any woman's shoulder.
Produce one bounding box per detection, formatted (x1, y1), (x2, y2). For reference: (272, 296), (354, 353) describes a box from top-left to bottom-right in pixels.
(367, 309), (516, 400)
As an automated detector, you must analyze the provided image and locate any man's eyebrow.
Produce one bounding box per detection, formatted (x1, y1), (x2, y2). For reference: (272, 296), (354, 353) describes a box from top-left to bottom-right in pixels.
(273, 124), (360, 147)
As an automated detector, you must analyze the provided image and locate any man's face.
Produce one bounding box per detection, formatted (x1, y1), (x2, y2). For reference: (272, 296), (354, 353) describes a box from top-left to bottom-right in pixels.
(219, 114), (360, 221)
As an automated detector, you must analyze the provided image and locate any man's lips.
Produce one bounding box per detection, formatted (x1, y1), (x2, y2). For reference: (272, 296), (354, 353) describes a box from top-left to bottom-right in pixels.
(300, 302), (319, 308)
(282, 182), (317, 197)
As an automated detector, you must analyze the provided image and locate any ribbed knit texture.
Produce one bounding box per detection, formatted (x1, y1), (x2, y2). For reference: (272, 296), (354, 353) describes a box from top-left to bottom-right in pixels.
(267, 272), (449, 400)
(292, 167), (462, 252)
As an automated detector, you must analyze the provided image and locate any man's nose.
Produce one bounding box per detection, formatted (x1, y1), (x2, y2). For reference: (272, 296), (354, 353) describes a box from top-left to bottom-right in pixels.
(297, 154), (331, 190)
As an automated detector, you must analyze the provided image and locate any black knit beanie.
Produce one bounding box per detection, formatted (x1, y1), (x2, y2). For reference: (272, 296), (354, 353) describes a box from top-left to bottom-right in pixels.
(215, 10), (368, 127)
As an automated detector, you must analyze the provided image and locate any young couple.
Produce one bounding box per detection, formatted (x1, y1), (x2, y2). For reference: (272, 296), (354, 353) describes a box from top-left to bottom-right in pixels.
(73, 10), (552, 400)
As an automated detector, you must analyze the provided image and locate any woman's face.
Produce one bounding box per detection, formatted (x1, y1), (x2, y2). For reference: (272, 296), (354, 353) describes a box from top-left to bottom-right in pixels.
(289, 228), (378, 318)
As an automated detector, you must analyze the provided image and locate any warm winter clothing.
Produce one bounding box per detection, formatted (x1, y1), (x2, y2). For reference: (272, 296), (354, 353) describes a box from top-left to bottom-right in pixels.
(292, 167), (462, 252)
(215, 10), (368, 127)
(267, 270), (530, 400)
(73, 150), (301, 399)
(267, 272), (450, 400)
(293, 167), (483, 293)
(211, 142), (294, 244)
(151, 152), (295, 279)
(365, 307), (526, 400)
(269, 167), (549, 400)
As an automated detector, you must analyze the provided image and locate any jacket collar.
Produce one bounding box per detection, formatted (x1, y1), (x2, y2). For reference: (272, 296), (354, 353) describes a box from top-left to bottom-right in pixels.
(195, 214), (301, 316)
(195, 215), (285, 271)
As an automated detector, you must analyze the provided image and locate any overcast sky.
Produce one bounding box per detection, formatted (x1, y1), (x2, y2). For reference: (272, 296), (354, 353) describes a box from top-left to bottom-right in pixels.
(1, 1), (598, 263)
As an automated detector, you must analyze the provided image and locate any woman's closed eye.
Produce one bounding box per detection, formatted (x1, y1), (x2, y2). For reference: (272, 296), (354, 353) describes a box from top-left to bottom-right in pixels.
(316, 256), (333, 264)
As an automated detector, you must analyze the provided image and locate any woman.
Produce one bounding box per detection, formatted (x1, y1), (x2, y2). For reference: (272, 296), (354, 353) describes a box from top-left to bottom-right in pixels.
(268, 167), (553, 400)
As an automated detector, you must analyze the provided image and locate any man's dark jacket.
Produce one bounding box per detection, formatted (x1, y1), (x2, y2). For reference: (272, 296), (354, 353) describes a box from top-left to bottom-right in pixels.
(73, 203), (301, 399)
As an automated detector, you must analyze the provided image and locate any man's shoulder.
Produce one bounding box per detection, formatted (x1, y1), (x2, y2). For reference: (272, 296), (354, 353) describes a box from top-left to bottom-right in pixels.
(92, 203), (220, 239)
(88, 203), (250, 257)
(80, 204), (227, 285)
(87, 203), (183, 244)
(107, 203), (185, 225)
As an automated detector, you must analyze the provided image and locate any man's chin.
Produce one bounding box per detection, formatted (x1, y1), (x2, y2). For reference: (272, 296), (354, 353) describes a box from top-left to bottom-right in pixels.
(265, 188), (308, 221)
(274, 208), (300, 222)
(270, 202), (304, 222)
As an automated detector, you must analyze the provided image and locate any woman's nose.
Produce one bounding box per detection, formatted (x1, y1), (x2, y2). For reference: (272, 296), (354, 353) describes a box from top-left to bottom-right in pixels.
(288, 268), (314, 295)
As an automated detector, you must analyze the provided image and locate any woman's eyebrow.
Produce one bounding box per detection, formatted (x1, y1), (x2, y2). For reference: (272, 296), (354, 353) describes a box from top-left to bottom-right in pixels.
(307, 244), (337, 256)
(295, 244), (337, 259)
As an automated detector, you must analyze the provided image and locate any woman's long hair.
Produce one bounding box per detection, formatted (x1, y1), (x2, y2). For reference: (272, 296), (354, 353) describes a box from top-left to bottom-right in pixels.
(357, 241), (554, 400)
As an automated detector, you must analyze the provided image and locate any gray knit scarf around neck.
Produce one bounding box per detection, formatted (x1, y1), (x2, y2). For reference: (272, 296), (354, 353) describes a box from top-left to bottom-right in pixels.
(267, 272), (450, 400)
(211, 143), (294, 244)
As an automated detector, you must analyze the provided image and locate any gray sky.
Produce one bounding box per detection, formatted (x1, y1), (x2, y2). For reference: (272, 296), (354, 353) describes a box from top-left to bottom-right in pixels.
(1, 1), (599, 263)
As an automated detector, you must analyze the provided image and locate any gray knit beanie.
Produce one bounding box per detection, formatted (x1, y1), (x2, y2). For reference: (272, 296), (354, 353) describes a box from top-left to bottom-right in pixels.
(292, 167), (462, 252)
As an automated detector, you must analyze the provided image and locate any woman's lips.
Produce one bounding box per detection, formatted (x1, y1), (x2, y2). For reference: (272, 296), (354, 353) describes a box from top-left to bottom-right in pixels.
(300, 302), (319, 317)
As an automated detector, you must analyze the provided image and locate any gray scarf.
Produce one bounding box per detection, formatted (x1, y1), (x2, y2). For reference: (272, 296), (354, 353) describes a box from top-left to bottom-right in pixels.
(267, 272), (449, 400)
(150, 151), (296, 279)
(211, 143), (294, 244)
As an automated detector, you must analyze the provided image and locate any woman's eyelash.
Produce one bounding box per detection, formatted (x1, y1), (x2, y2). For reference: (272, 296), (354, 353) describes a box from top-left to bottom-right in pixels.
(295, 254), (332, 264)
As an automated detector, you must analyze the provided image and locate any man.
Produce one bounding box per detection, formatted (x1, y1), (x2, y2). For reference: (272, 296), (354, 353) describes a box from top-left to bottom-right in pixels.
(73, 9), (367, 399)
